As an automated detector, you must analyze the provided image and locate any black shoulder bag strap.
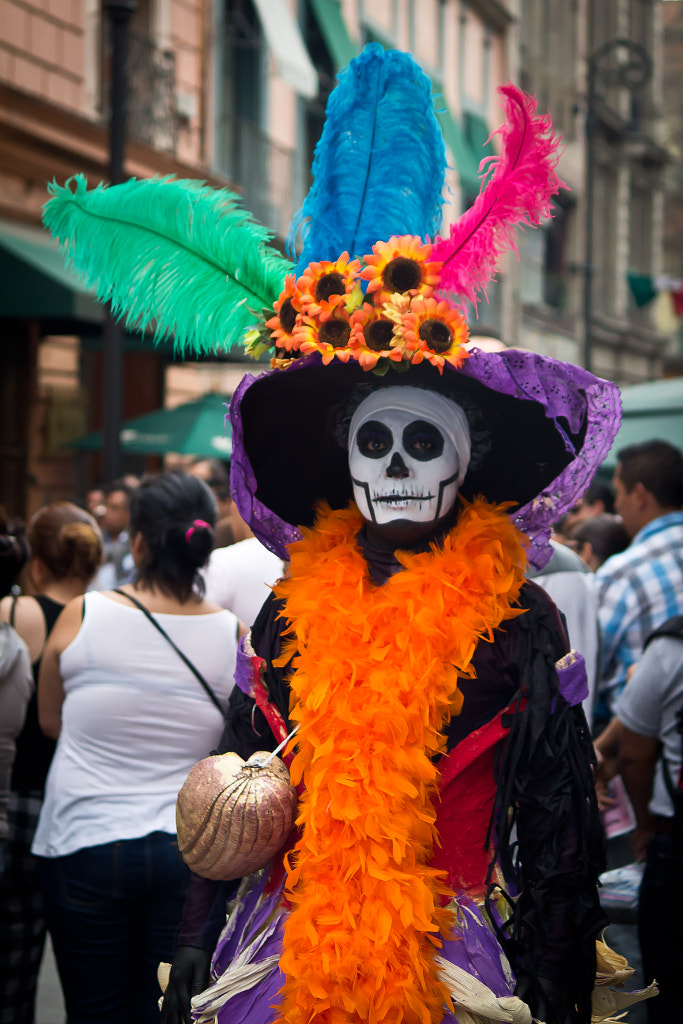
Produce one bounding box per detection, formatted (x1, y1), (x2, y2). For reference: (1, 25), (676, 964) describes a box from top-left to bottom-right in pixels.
(112, 589), (224, 715)
(660, 706), (683, 802)
(644, 616), (683, 833)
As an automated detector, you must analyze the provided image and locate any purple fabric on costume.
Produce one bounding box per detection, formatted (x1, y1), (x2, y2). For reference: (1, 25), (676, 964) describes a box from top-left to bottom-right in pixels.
(212, 874), (280, 974)
(440, 894), (514, 997)
(556, 652), (590, 708)
(229, 349), (621, 568)
(202, 879), (515, 1024)
(206, 875), (286, 1024)
(234, 633), (255, 698)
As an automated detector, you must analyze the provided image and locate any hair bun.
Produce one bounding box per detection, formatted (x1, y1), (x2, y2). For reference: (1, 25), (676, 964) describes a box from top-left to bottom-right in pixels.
(185, 519), (212, 544)
(164, 518), (213, 572)
(59, 521), (103, 580)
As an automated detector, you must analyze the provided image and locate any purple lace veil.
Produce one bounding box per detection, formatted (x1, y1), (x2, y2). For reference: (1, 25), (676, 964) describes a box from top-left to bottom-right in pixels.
(230, 347), (621, 570)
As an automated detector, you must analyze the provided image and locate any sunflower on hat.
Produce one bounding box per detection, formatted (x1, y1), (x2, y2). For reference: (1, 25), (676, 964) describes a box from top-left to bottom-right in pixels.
(361, 235), (442, 306)
(295, 305), (355, 365)
(265, 275), (303, 353)
(348, 303), (404, 370)
(391, 295), (470, 370)
(296, 253), (362, 320)
(261, 237), (468, 372)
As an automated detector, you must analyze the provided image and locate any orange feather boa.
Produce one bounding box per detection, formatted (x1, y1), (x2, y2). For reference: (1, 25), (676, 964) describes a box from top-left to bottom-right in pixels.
(273, 498), (528, 1024)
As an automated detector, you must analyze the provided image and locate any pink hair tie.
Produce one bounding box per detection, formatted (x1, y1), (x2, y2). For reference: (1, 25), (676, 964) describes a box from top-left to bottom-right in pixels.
(185, 519), (211, 543)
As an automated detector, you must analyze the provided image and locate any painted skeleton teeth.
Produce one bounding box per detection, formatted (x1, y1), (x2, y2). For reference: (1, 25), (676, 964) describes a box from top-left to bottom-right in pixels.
(374, 492), (435, 504)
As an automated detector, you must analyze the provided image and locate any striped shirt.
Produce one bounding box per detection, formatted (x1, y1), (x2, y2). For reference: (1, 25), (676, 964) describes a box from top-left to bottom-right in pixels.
(596, 511), (683, 715)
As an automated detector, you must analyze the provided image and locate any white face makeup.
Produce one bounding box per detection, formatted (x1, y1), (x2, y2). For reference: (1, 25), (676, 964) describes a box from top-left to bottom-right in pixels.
(348, 388), (471, 526)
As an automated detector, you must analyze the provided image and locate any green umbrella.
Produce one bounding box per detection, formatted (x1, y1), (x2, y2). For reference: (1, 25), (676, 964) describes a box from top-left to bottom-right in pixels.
(69, 392), (232, 458)
(601, 376), (683, 469)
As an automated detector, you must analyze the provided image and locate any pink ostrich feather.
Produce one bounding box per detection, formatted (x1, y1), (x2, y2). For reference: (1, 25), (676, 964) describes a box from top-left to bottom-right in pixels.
(432, 85), (564, 306)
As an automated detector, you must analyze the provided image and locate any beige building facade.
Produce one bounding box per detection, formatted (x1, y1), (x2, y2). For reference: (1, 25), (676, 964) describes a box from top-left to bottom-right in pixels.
(0, 0), (673, 518)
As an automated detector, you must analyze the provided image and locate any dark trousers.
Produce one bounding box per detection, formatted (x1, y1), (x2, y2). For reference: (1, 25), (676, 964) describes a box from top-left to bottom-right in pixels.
(0, 792), (46, 1024)
(638, 831), (683, 1024)
(38, 832), (190, 1024)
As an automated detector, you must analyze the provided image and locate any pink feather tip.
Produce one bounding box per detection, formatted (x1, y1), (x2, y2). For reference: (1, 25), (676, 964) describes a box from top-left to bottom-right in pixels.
(432, 85), (565, 306)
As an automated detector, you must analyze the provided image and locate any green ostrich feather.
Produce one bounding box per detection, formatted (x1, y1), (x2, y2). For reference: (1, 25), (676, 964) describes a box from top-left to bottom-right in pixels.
(43, 175), (292, 356)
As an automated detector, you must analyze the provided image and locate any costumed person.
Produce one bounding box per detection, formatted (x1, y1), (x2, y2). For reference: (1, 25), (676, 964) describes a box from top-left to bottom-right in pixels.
(41, 44), (656, 1024)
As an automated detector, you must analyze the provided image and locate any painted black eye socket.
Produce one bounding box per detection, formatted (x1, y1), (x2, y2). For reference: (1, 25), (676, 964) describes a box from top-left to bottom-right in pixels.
(356, 420), (393, 459)
(402, 420), (444, 461)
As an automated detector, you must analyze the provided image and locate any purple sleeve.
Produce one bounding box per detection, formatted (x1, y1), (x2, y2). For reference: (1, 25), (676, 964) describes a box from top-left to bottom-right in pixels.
(177, 873), (226, 950)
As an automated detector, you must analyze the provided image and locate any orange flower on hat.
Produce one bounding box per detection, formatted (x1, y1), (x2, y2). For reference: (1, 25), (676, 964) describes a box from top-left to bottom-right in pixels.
(297, 253), (362, 321)
(397, 296), (470, 371)
(348, 303), (405, 370)
(361, 235), (442, 306)
(296, 306), (354, 365)
(265, 275), (303, 352)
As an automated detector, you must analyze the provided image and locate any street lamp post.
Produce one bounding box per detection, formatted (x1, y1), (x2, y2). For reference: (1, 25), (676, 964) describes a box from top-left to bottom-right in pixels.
(583, 39), (651, 374)
(102, 0), (137, 482)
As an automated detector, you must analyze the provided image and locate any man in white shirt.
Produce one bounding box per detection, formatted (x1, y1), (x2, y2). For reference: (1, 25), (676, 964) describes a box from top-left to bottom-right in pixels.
(203, 538), (283, 627)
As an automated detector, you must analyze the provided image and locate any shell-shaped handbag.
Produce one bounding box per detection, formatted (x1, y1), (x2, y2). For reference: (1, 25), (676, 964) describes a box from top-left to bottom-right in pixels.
(176, 750), (297, 880)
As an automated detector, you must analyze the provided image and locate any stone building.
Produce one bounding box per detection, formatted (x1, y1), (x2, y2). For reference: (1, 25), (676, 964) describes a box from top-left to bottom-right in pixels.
(0, 0), (225, 514)
(0, 0), (673, 517)
(516, 0), (669, 381)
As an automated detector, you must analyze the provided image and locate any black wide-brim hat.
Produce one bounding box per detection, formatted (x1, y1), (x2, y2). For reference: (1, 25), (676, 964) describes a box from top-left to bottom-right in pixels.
(230, 348), (621, 568)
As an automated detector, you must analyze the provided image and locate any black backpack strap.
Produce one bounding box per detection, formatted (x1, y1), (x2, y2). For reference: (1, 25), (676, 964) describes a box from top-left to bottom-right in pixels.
(662, 752), (679, 805)
(644, 614), (683, 650)
(658, 704), (683, 819)
(9, 595), (17, 627)
(643, 617), (683, 812)
(112, 589), (224, 716)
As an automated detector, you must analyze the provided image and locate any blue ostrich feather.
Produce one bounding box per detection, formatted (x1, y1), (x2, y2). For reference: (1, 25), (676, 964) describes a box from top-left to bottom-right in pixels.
(288, 44), (446, 273)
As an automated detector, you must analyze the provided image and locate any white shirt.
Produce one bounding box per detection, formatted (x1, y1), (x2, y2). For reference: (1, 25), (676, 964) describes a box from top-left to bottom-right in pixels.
(203, 538), (284, 627)
(533, 541), (599, 723)
(33, 592), (239, 858)
(534, 570), (599, 723)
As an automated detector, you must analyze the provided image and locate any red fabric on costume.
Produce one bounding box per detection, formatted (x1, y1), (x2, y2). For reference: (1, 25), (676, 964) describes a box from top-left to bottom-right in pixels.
(431, 709), (509, 901)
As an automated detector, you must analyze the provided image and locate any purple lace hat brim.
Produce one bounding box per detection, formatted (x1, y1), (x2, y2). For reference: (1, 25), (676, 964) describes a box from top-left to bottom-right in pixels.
(229, 349), (621, 569)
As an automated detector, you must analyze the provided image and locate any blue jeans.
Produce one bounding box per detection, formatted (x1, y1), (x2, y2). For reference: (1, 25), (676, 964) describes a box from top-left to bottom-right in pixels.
(38, 833), (190, 1024)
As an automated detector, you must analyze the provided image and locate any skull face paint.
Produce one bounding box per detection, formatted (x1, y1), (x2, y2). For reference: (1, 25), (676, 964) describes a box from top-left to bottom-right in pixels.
(348, 387), (471, 526)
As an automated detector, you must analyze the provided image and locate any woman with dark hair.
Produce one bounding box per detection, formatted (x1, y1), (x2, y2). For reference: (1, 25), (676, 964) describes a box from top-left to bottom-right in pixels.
(31, 472), (242, 1024)
(0, 501), (102, 1024)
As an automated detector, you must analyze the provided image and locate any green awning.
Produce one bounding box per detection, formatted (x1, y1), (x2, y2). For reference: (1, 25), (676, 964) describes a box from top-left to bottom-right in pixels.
(69, 392), (233, 458)
(601, 377), (683, 468)
(434, 105), (481, 198)
(0, 218), (103, 322)
(307, 0), (358, 72)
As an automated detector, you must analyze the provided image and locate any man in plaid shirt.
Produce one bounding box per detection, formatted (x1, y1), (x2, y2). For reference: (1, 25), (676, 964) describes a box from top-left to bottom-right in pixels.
(595, 440), (683, 724)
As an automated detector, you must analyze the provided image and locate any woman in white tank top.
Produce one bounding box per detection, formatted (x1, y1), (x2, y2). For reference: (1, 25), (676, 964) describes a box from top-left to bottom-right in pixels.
(32, 471), (244, 1024)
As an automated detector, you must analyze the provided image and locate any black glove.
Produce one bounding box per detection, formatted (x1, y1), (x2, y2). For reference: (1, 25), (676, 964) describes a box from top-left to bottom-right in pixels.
(160, 945), (212, 1024)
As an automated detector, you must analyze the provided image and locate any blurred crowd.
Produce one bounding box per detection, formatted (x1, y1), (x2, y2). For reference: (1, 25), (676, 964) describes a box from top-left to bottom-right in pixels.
(1, 439), (683, 1023)
(0, 460), (283, 1023)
